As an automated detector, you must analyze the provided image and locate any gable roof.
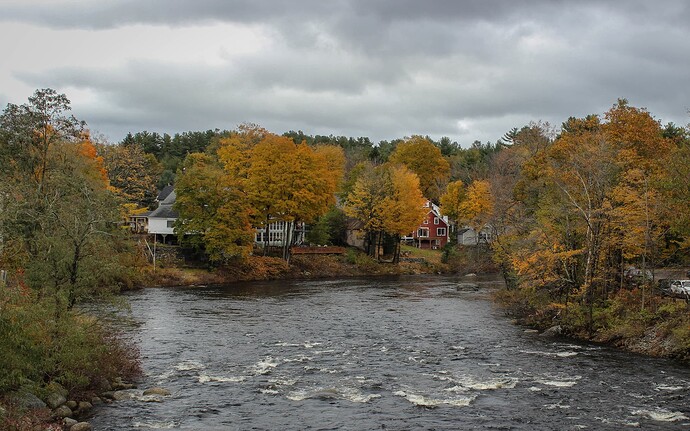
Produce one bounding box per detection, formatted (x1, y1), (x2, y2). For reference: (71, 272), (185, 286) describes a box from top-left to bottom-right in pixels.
(157, 184), (175, 202)
(149, 190), (178, 219)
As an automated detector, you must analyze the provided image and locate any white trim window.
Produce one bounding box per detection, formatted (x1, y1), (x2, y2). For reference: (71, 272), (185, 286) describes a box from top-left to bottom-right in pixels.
(417, 228), (429, 238)
(434, 217), (439, 225)
(437, 227), (446, 237)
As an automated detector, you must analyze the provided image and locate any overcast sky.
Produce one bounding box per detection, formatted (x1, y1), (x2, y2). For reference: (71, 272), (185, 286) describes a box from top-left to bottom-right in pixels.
(1, 0), (689, 146)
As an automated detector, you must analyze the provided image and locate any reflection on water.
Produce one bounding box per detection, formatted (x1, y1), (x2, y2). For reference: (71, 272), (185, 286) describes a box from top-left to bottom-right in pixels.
(91, 275), (690, 430)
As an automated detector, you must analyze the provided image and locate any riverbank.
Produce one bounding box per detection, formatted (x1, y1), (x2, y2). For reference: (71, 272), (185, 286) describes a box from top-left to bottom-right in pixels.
(495, 276), (690, 363)
(139, 247), (460, 288)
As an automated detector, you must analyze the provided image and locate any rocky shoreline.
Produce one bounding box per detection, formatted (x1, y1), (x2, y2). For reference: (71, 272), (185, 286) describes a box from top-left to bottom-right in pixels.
(2, 378), (175, 431)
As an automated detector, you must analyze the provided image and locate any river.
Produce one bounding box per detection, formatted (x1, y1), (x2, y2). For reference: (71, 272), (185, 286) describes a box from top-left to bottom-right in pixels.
(91, 275), (690, 430)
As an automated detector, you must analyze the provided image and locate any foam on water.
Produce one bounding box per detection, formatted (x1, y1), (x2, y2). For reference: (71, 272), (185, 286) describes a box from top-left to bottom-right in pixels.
(174, 360), (205, 371)
(132, 421), (178, 429)
(535, 379), (578, 388)
(282, 355), (313, 363)
(655, 384), (685, 391)
(632, 408), (688, 422)
(303, 342), (322, 348)
(520, 350), (579, 358)
(394, 390), (475, 407)
(198, 374), (246, 383)
(250, 357), (279, 375)
(286, 386), (380, 403)
(445, 376), (518, 391)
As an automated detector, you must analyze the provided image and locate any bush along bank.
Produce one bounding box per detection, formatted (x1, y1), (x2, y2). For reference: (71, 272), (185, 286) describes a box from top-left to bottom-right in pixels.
(496, 285), (690, 362)
(139, 247), (456, 288)
(0, 284), (142, 430)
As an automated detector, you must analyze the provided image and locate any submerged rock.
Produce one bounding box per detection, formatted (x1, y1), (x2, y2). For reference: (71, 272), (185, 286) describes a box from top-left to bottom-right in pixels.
(457, 282), (479, 291)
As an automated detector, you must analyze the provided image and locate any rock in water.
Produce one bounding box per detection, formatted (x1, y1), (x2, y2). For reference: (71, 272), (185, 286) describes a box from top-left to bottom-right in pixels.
(143, 387), (171, 396)
(457, 282), (479, 291)
(63, 417), (78, 428)
(540, 325), (563, 337)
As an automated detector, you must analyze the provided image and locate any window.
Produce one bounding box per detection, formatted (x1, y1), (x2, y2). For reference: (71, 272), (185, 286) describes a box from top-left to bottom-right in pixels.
(166, 220), (175, 228)
(434, 217), (439, 225)
(433, 239), (441, 246)
(423, 219), (429, 225)
(417, 228), (429, 238)
(437, 227), (446, 237)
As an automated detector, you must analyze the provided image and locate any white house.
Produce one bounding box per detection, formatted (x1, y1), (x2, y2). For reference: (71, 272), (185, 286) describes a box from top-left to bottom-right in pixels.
(254, 220), (305, 247)
(457, 225), (492, 246)
(147, 190), (178, 241)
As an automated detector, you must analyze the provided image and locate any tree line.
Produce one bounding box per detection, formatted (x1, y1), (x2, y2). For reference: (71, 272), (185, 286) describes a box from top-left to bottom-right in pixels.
(0, 89), (139, 395)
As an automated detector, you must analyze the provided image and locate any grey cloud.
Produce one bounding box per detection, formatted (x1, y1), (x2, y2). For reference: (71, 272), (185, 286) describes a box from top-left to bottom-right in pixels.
(5, 0), (690, 145)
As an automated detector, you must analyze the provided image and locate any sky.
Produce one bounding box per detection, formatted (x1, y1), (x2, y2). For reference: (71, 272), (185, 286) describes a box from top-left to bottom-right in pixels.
(1, 0), (689, 146)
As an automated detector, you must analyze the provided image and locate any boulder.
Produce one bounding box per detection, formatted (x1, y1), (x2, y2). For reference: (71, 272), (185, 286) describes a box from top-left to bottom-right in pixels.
(90, 396), (103, 405)
(66, 400), (78, 410)
(457, 282), (479, 291)
(52, 405), (73, 419)
(45, 392), (67, 409)
(77, 401), (93, 413)
(111, 377), (135, 390)
(12, 391), (47, 410)
(540, 325), (563, 337)
(143, 387), (171, 396)
(100, 392), (115, 401)
(111, 390), (136, 401)
(63, 417), (78, 428)
(71, 422), (93, 431)
(45, 382), (68, 397)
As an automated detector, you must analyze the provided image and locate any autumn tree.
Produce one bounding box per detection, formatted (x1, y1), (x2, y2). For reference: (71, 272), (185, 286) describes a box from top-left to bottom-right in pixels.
(0, 88), (85, 192)
(174, 153), (254, 262)
(213, 125), (344, 262)
(98, 140), (160, 208)
(380, 165), (427, 262)
(343, 163), (426, 261)
(388, 135), (450, 202)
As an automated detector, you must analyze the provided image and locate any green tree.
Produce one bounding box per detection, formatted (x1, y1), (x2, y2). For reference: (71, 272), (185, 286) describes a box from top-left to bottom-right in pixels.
(174, 153), (254, 262)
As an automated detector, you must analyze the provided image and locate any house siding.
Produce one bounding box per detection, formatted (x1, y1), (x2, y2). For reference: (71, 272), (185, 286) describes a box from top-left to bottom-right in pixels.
(411, 206), (449, 250)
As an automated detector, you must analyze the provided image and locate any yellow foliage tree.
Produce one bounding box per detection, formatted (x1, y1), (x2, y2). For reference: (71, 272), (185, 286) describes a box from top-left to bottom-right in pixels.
(344, 164), (426, 261)
(388, 135), (450, 202)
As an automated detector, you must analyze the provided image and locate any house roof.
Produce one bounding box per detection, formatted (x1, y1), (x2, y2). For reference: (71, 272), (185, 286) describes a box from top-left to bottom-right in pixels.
(157, 184), (175, 202)
(149, 205), (178, 219)
(149, 190), (178, 219)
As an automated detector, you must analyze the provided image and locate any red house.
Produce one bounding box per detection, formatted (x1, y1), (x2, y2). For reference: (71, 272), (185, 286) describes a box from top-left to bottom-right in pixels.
(408, 201), (449, 250)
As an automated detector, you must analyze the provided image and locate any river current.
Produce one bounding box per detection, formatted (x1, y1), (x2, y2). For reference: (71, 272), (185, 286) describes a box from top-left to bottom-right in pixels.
(91, 275), (690, 430)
